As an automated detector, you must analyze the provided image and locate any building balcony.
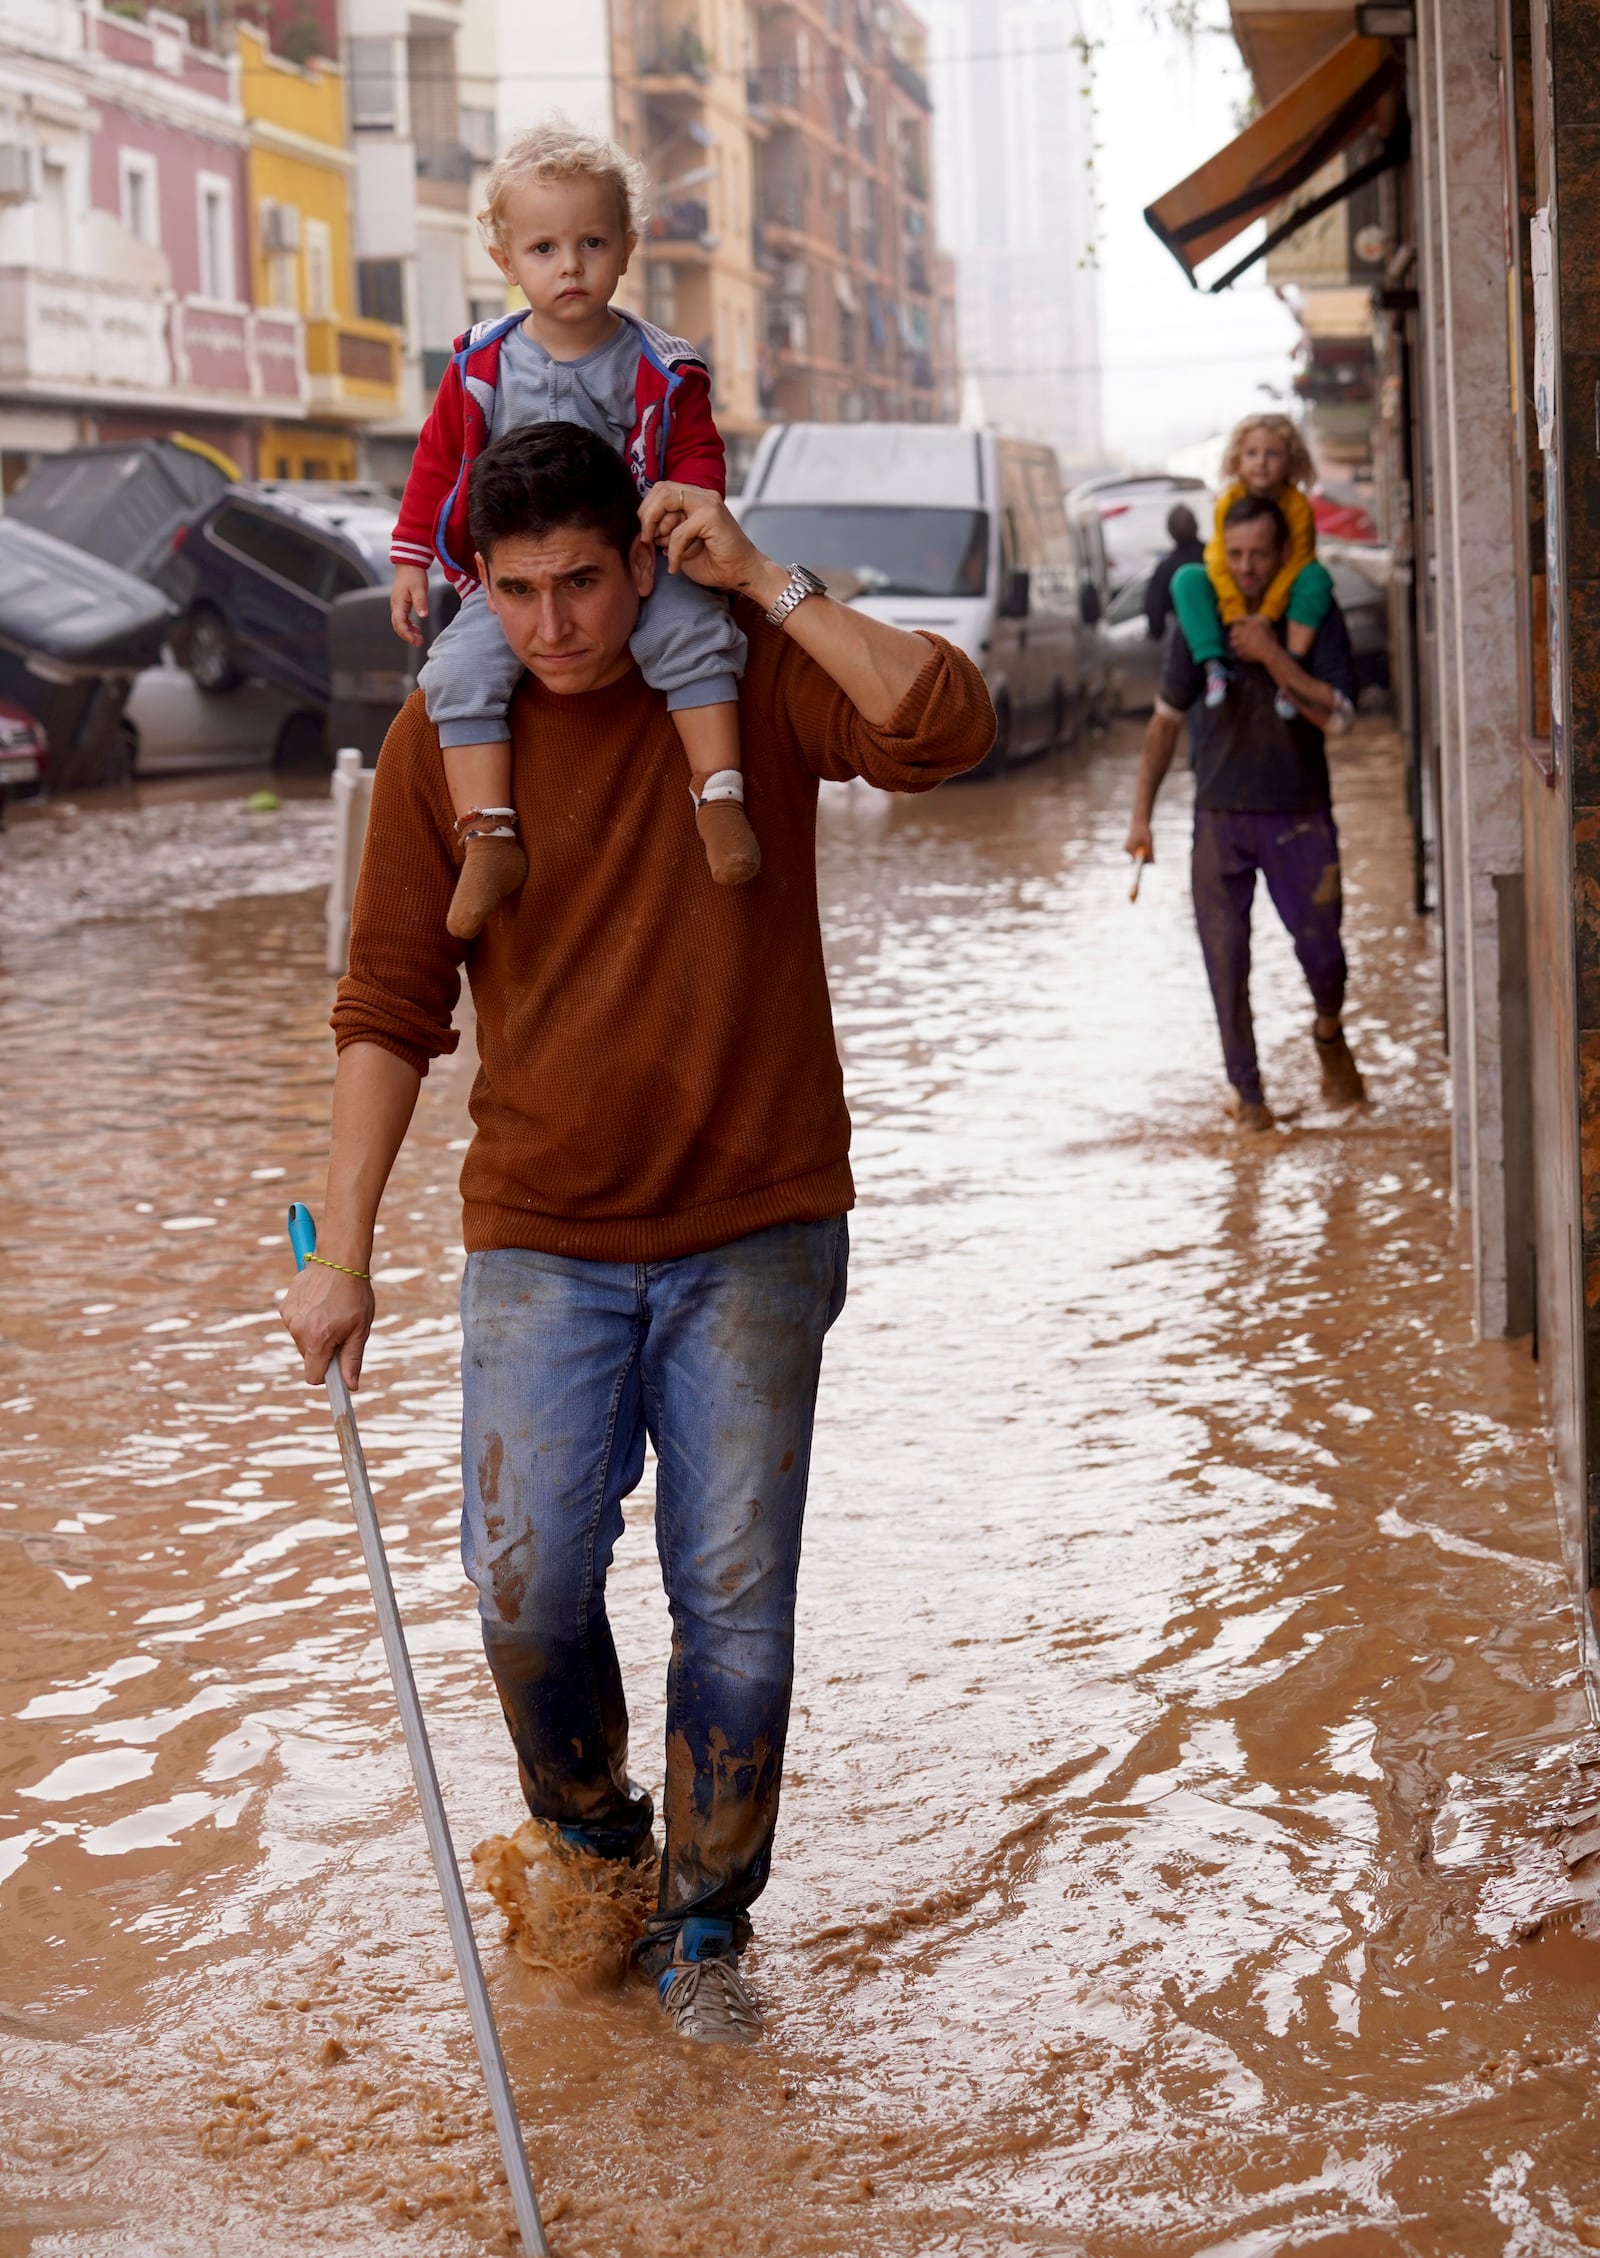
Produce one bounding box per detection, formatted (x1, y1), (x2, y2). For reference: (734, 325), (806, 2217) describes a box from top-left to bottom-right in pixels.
(648, 201), (717, 255)
(762, 186), (805, 234)
(305, 315), (403, 420)
(887, 51), (931, 110)
(415, 138), (476, 184)
(636, 19), (712, 91)
(0, 265), (169, 395)
(0, 267), (310, 415)
(173, 300), (307, 410)
(414, 136), (473, 211)
(756, 60), (803, 119)
(0, 0), (85, 55)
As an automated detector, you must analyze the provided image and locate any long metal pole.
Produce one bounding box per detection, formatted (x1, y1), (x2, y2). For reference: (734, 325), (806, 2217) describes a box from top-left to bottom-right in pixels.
(286, 1204), (550, 2258)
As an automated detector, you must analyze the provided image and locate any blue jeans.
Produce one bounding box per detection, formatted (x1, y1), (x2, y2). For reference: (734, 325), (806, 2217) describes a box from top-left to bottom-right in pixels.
(459, 1217), (849, 1958)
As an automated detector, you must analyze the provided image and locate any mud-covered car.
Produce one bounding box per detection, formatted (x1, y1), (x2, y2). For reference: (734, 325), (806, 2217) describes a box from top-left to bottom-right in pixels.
(162, 482), (398, 708)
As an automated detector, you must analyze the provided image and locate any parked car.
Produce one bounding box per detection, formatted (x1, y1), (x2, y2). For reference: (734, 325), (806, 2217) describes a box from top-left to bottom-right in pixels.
(1323, 548), (1391, 695)
(325, 575), (461, 766)
(739, 422), (1103, 773)
(0, 516), (177, 789)
(4, 436), (234, 582)
(1066, 471), (1212, 597)
(0, 698), (48, 825)
(161, 482), (400, 712)
(1100, 550), (1391, 721)
(1099, 572), (1168, 718)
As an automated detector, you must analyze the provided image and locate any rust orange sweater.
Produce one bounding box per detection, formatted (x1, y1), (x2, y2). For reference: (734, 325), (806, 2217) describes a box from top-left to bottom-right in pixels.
(331, 603), (993, 1260)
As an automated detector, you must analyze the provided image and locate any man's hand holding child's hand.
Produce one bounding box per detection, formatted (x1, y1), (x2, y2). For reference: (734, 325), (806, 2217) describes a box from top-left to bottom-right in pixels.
(1228, 615), (1280, 669)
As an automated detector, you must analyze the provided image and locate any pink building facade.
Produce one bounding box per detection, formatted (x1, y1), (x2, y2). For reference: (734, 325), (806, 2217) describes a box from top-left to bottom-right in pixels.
(0, 0), (310, 485)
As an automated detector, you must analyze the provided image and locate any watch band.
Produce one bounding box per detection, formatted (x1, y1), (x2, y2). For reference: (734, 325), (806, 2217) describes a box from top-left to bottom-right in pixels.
(764, 563), (826, 628)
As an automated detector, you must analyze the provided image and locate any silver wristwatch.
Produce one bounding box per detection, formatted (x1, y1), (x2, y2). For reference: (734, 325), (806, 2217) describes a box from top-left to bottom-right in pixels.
(764, 562), (827, 628)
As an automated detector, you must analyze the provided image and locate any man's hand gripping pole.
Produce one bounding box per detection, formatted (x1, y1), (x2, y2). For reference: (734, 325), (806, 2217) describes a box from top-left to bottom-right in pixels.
(286, 1204), (550, 2257)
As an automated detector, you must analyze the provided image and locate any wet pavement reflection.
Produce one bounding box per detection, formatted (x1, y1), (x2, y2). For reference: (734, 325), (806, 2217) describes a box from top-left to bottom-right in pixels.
(4, 722), (1600, 2256)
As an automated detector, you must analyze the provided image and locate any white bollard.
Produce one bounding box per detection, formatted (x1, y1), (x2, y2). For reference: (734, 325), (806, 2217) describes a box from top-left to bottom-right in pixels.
(326, 746), (374, 977)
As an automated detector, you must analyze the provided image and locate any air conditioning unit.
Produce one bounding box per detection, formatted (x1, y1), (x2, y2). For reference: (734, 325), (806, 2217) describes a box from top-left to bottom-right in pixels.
(261, 200), (301, 254)
(0, 144), (37, 204)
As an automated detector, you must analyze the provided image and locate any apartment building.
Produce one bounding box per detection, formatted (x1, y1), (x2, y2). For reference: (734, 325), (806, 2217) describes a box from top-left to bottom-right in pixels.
(0, 0), (310, 489)
(343, 0), (478, 484)
(457, 0), (616, 358)
(454, 0), (957, 484)
(238, 21), (401, 481)
(750, 0), (951, 434)
(920, 0), (1100, 467)
(608, 0), (766, 470)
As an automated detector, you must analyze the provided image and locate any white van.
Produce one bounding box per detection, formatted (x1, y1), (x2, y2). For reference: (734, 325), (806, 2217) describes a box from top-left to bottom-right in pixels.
(738, 423), (1104, 771)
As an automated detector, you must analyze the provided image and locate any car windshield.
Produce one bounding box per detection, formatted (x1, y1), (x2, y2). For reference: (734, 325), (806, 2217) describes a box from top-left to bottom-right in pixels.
(739, 506), (989, 599)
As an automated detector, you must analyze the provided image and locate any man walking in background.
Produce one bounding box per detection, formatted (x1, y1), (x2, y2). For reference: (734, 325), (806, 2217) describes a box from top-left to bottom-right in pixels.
(1144, 502), (1206, 642)
(1124, 492), (1367, 1131)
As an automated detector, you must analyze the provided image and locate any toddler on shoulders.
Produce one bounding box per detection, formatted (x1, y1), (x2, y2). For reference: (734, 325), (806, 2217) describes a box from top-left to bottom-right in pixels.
(1169, 414), (1333, 722)
(391, 123), (757, 940)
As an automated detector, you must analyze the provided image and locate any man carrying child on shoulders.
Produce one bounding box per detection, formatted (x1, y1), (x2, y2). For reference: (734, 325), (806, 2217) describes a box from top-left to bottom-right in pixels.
(1124, 486), (1368, 1132)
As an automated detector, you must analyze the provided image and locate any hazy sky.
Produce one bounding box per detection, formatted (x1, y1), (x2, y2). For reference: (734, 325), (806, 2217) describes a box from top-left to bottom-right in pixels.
(1081, 9), (1300, 467)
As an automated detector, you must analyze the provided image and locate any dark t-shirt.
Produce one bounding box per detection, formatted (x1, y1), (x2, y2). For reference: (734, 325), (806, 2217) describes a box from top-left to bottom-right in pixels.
(1145, 537), (1205, 639)
(1159, 604), (1358, 814)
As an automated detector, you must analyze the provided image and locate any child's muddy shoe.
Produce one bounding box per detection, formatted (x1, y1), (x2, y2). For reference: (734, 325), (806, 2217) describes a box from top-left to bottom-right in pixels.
(1205, 662), (1230, 710)
(448, 809), (527, 940)
(692, 772), (761, 887)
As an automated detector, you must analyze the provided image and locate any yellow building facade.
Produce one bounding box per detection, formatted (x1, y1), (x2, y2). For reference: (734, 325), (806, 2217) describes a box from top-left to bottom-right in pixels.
(239, 25), (402, 480)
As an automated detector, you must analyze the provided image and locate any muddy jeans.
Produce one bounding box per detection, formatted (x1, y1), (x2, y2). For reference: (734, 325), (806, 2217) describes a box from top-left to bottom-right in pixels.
(458, 1217), (849, 1958)
(1191, 806), (1346, 1106)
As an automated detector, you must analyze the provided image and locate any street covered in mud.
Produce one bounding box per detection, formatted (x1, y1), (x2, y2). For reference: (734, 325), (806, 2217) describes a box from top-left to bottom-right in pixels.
(5, 719), (1600, 2256)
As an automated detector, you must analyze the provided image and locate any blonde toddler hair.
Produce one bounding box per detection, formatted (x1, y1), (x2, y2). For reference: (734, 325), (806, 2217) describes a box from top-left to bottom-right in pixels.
(1220, 413), (1314, 491)
(478, 120), (650, 253)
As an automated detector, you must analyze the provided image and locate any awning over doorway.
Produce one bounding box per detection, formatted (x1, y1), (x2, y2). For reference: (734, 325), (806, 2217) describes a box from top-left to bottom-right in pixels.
(1144, 32), (1404, 292)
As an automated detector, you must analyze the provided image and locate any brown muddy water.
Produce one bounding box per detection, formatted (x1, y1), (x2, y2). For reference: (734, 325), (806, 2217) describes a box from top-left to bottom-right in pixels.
(4, 724), (1600, 2257)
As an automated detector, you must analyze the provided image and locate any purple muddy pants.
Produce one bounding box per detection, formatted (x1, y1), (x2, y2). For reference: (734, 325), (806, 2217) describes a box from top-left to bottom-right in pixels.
(1191, 806), (1347, 1108)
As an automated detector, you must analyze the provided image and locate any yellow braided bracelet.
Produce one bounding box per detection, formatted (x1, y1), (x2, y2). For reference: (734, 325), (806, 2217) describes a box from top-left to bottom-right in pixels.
(305, 1253), (371, 1281)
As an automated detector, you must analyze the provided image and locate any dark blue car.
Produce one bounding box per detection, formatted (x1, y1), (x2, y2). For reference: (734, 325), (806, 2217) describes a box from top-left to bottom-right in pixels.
(162, 482), (398, 706)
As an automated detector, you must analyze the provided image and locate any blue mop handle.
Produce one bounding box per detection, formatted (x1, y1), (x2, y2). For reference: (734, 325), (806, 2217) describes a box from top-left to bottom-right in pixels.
(287, 1201), (317, 1272)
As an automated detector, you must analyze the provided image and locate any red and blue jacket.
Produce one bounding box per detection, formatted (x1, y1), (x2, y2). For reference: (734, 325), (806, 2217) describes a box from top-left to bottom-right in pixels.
(390, 309), (726, 593)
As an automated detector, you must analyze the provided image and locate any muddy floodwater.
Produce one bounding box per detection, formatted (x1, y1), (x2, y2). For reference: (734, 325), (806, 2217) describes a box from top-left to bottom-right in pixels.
(5, 723), (1600, 2257)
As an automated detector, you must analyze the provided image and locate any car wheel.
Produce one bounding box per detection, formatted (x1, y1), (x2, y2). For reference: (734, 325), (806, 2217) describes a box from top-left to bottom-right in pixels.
(1050, 679), (1080, 747)
(274, 710), (329, 770)
(971, 695), (1013, 780)
(186, 604), (244, 695)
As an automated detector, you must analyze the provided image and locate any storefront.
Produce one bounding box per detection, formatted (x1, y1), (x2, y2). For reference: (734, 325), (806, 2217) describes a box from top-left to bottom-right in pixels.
(1145, 0), (1600, 1683)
